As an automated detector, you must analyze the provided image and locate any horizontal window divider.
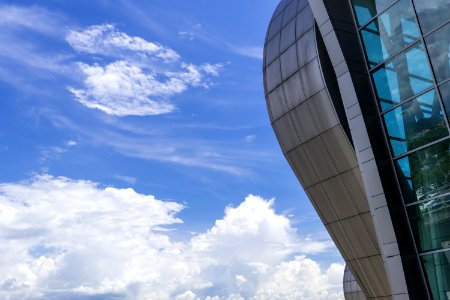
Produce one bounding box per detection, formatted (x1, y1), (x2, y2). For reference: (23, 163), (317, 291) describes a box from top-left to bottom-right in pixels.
(367, 39), (422, 72)
(419, 247), (450, 257)
(392, 136), (450, 160)
(405, 191), (450, 207)
(379, 86), (436, 115)
(356, 0), (400, 31)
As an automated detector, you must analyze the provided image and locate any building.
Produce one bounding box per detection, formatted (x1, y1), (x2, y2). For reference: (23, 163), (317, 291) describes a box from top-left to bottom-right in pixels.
(262, 0), (450, 299)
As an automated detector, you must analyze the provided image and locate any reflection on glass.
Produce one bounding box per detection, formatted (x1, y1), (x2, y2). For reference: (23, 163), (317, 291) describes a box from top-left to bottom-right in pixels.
(383, 89), (449, 156)
(352, 0), (394, 26)
(440, 81), (450, 122)
(408, 195), (450, 253)
(372, 43), (434, 111)
(413, 0), (450, 34)
(395, 139), (450, 204)
(421, 251), (450, 300)
(361, 0), (419, 67)
(426, 23), (450, 83)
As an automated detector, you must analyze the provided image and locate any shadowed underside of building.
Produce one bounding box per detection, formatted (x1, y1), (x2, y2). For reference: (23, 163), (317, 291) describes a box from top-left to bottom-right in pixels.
(263, 1), (450, 299)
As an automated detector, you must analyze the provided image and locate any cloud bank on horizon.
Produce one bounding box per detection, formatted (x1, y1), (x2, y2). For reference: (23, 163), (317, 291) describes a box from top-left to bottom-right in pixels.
(0, 175), (343, 300)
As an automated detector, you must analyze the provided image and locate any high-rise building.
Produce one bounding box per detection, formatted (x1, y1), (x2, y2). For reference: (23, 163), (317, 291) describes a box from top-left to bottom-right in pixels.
(262, 0), (450, 299)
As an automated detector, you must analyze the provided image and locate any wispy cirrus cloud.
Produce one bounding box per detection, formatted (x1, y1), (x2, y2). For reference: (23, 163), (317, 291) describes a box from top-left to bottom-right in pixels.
(0, 5), (65, 35)
(66, 24), (224, 117)
(229, 45), (263, 59)
(0, 175), (342, 300)
(66, 23), (180, 62)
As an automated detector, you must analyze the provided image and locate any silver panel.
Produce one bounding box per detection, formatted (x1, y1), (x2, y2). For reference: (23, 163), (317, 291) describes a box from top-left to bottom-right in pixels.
(280, 18), (296, 52)
(287, 145), (319, 186)
(308, 183), (338, 223)
(265, 33), (280, 67)
(267, 85), (288, 120)
(307, 89), (339, 133)
(300, 58), (324, 98)
(265, 59), (282, 93)
(321, 126), (358, 173)
(296, 5), (314, 38)
(280, 44), (299, 80)
(290, 103), (318, 142)
(302, 136), (338, 180)
(283, 71), (306, 109)
(267, 13), (284, 42)
(282, 0), (298, 26)
(273, 114), (300, 153)
(297, 29), (317, 66)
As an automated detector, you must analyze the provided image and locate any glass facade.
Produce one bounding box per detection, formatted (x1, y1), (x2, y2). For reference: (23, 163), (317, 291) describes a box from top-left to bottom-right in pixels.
(351, 0), (450, 299)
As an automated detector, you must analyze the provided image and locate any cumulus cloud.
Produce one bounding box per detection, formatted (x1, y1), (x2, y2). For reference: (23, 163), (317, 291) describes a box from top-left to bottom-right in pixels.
(0, 176), (343, 299)
(66, 24), (223, 117)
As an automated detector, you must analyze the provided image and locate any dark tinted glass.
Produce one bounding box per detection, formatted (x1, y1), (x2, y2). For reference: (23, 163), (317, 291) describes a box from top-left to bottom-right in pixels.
(421, 251), (450, 300)
(372, 43), (434, 111)
(413, 0), (450, 34)
(383, 89), (448, 156)
(352, 0), (394, 26)
(408, 195), (450, 253)
(426, 23), (450, 83)
(361, 0), (420, 67)
(395, 139), (450, 204)
(440, 81), (450, 122)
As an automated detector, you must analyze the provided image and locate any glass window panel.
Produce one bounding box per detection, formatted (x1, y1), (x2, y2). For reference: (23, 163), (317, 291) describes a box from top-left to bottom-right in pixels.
(372, 43), (434, 111)
(440, 81), (450, 122)
(413, 0), (450, 34)
(426, 23), (450, 83)
(395, 140), (450, 204)
(421, 251), (450, 300)
(383, 89), (449, 156)
(361, 0), (420, 67)
(408, 195), (450, 253)
(352, 0), (394, 26)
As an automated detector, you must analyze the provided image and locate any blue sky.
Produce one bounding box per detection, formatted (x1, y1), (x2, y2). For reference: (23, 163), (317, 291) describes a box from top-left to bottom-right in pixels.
(0, 1), (344, 299)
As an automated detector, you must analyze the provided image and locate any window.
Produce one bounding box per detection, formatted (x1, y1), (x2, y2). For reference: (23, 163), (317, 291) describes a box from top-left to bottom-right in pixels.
(439, 81), (450, 122)
(421, 251), (450, 300)
(408, 194), (450, 253)
(383, 89), (448, 156)
(395, 140), (450, 204)
(413, 0), (450, 34)
(361, 0), (420, 67)
(352, 0), (394, 26)
(426, 23), (450, 83)
(372, 43), (434, 111)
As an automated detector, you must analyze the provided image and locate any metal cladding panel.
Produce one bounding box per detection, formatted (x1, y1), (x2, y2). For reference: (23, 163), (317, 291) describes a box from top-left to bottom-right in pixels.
(343, 265), (367, 300)
(280, 44), (299, 80)
(263, 1), (392, 299)
(283, 71), (306, 108)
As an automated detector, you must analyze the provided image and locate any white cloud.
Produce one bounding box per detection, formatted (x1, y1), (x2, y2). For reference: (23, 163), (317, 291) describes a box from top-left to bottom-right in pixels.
(244, 135), (256, 143)
(114, 175), (137, 185)
(235, 275), (247, 287)
(65, 140), (77, 147)
(66, 24), (179, 62)
(253, 257), (345, 300)
(0, 176), (343, 299)
(229, 46), (263, 59)
(0, 5), (64, 35)
(66, 24), (223, 117)
(179, 31), (196, 41)
(68, 61), (176, 116)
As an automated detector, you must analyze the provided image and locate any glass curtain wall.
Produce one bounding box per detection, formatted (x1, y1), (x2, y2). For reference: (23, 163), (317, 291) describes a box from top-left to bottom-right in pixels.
(351, 0), (450, 299)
